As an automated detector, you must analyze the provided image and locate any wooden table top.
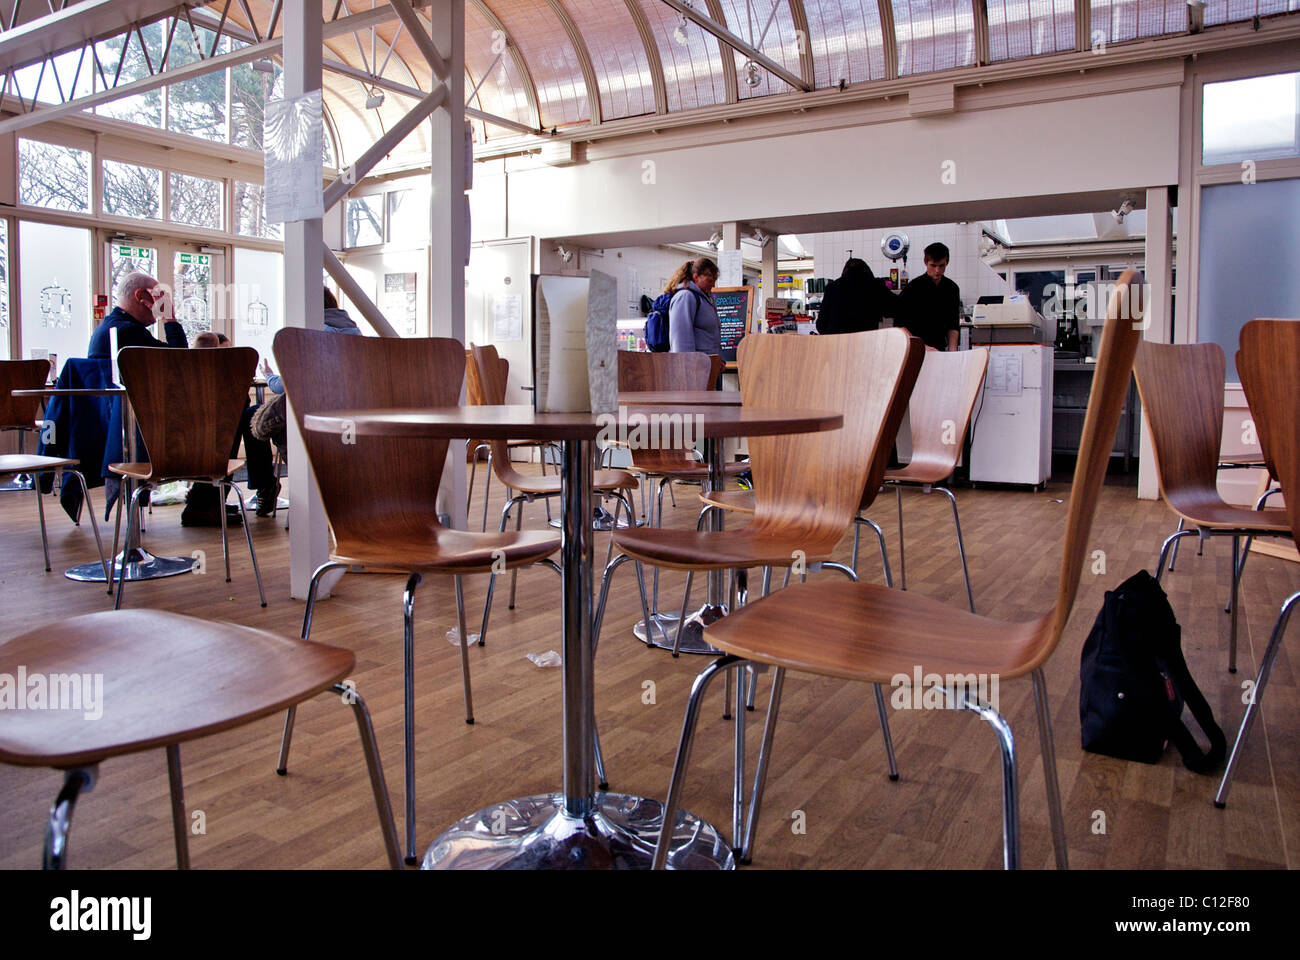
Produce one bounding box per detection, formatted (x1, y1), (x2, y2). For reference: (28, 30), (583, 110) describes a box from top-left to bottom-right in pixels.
(618, 390), (742, 406)
(12, 387), (124, 397)
(304, 403), (842, 441)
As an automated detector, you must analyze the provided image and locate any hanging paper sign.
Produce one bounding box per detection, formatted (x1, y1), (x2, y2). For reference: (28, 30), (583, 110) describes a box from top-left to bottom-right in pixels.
(264, 89), (325, 223)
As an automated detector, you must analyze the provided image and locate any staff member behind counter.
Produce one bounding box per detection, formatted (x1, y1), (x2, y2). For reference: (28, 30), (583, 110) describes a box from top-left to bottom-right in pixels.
(895, 242), (961, 351)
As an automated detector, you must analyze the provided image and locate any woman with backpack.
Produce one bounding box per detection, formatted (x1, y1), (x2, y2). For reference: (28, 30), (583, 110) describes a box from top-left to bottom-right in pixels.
(664, 257), (721, 354)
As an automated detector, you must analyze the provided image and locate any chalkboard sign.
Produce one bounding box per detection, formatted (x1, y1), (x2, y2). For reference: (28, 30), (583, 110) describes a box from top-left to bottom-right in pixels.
(713, 286), (754, 362)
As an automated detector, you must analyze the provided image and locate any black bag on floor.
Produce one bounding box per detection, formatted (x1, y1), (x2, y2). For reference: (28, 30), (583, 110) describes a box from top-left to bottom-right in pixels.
(1079, 570), (1226, 773)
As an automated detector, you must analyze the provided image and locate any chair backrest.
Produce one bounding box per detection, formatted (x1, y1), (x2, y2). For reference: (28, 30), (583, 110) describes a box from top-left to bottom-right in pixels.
(902, 348), (991, 476)
(465, 347), (509, 407)
(116, 346), (257, 480)
(1133, 340), (1225, 506)
(618, 351), (716, 473)
(740, 329), (915, 553)
(707, 353), (724, 389)
(1041, 270), (1145, 653)
(275, 329), (465, 538)
(1237, 319), (1300, 544)
(858, 337), (925, 509)
(0, 359), (50, 430)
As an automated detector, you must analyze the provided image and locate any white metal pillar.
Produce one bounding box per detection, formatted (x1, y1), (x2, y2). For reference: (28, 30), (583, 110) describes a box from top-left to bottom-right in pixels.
(430, 0), (468, 528)
(761, 237), (778, 324)
(283, 3), (331, 598)
(1138, 185), (1173, 500)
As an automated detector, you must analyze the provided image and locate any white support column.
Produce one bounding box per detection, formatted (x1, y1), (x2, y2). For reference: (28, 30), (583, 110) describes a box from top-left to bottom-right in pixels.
(761, 236), (778, 327)
(722, 222), (740, 252)
(1138, 185), (1173, 500)
(430, 0), (468, 529)
(283, 3), (331, 598)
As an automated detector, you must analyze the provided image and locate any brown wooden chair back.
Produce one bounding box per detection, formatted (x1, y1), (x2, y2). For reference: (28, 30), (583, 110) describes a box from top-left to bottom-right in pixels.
(1040, 270), (1145, 653)
(1133, 340), (1226, 508)
(618, 351), (714, 473)
(740, 329), (915, 554)
(0, 359), (50, 430)
(901, 347), (990, 477)
(858, 337), (925, 509)
(707, 354), (724, 389)
(469, 343), (540, 490)
(1237, 319), (1300, 543)
(274, 329), (465, 538)
(116, 346), (257, 480)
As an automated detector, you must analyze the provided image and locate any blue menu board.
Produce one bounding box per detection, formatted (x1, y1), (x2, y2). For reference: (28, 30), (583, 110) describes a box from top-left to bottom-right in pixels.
(713, 286), (753, 361)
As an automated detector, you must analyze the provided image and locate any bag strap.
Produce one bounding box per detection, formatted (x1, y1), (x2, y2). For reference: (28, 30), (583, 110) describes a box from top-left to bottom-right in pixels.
(1161, 651), (1227, 774)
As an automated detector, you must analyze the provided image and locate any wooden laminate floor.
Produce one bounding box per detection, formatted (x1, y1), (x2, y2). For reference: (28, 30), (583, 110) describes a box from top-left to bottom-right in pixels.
(0, 465), (1296, 870)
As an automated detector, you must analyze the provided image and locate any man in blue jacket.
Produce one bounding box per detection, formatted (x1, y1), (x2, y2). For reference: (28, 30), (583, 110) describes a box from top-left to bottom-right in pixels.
(88, 271), (189, 357)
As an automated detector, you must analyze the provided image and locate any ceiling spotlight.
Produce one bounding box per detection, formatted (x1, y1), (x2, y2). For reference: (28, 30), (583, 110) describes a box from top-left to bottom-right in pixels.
(749, 228), (772, 247)
(743, 60), (762, 87)
(365, 87), (385, 109)
(673, 5), (691, 46)
(555, 244), (573, 264)
(1112, 199), (1135, 224)
(252, 59), (274, 74)
(705, 232), (722, 251)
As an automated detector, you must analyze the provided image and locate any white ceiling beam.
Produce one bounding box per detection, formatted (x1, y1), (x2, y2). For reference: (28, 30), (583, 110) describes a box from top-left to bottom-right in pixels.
(657, 0), (811, 91)
(877, 0), (898, 80)
(0, 0), (195, 73)
(787, 0), (816, 87)
(545, 0), (600, 124)
(468, 0), (541, 130)
(388, 0), (447, 81)
(623, 0), (667, 114)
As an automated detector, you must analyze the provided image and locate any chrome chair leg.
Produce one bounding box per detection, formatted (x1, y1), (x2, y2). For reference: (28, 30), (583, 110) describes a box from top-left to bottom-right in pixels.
(733, 658), (746, 851)
(739, 665), (785, 864)
(276, 561), (349, 775)
(34, 470), (51, 571)
(402, 571), (424, 865)
(219, 481), (231, 583)
(1168, 516), (1186, 571)
(114, 483), (149, 611)
(853, 516), (894, 588)
(454, 575), (475, 724)
(43, 767), (95, 870)
(873, 683), (900, 781)
(651, 654), (747, 870)
(229, 484), (267, 607)
(336, 683), (402, 869)
(108, 478), (126, 596)
(672, 571), (695, 657)
(937, 486), (975, 613)
(68, 470), (109, 584)
(895, 483), (907, 591)
(967, 696), (1019, 870)
(482, 449), (493, 532)
(508, 497), (523, 609)
(1228, 535), (1240, 673)
(166, 744), (191, 869)
(1153, 527), (1197, 585)
(1216, 590), (1300, 809)
(479, 572), (496, 647)
(1032, 668), (1068, 869)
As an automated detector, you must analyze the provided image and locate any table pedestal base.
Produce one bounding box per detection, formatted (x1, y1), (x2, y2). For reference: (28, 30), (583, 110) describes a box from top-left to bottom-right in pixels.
(66, 547), (194, 583)
(633, 612), (679, 645)
(421, 792), (733, 870)
(548, 505), (634, 532)
(0, 475), (34, 492)
(643, 603), (727, 655)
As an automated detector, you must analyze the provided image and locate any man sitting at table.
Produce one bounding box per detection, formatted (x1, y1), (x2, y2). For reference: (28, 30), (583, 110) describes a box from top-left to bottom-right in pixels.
(88, 271), (189, 357)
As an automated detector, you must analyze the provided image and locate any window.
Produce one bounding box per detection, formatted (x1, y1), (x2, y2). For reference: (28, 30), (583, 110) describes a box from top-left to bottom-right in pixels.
(102, 160), (162, 220)
(18, 139), (91, 212)
(0, 220), (8, 361)
(19, 221), (92, 366)
(345, 195), (383, 247)
(230, 58), (280, 151)
(167, 28), (228, 142)
(1203, 71), (1300, 166)
(233, 247), (283, 366)
(170, 172), (224, 229)
(93, 25), (164, 127)
(387, 189), (429, 243)
(234, 181), (282, 240)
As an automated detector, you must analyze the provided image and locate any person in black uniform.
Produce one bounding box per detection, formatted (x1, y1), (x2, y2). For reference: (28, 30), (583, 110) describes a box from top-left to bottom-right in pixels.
(815, 257), (894, 335)
(897, 242), (961, 351)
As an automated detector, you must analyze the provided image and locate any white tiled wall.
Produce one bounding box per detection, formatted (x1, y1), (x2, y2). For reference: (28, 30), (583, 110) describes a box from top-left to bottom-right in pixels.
(578, 246), (711, 321)
(804, 223), (1013, 310)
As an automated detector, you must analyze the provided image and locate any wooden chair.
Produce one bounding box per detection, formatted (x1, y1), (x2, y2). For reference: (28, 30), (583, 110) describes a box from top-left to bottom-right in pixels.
(652, 270), (1146, 870)
(883, 347), (990, 612)
(1215, 318), (1300, 808)
(596, 329), (917, 847)
(272, 329), (560, 864)
(1133, 340), (1292, 673)
(109, 346), (266, 609)
(464, 348), (558, 532)
(471, 343), (638, 641)
(0, 609), (400, 869)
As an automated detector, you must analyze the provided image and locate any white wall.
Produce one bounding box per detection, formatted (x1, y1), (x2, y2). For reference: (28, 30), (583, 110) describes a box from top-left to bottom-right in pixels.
(807, 222), (1013, 307)
(576, 246), (699, 319)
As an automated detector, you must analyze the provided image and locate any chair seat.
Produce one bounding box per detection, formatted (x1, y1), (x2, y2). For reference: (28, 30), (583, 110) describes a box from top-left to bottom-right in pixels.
(332, 526), (560, 574)
(884, 462), (952, 485)
(0, 610), (354, 768)
(614, 523), (837, 571)
(699, 488), (756, 514)
(109, 459), (245, 482)
(705, 579), (1050, 684)
(648, 461), (749, 481)
(0, 454), (79, 476)
(508, 468), (638, 497)
(1167, 493), (1291, 532)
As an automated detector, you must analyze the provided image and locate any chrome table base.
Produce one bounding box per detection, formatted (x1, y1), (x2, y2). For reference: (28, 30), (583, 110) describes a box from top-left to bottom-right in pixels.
(548, 505), (633, 531)
(649, 602), (727, 655)
(422, 792), (733, 870)
(66, 547), (194, 583)
(0, 475), (35, 491)
(632, 612), (680, 645)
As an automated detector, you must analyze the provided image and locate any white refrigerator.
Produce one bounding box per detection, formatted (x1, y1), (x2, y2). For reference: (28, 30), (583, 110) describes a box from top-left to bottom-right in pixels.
(969, 345), (1053, 487)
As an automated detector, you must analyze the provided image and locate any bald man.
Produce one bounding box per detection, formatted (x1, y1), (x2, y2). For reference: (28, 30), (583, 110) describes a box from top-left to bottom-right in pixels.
(88, 271), (188, 358)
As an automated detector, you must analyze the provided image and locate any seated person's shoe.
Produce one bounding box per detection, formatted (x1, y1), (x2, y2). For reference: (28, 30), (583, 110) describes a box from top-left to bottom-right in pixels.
(181, 482), (244, 527)
(255, 480), (281, 517)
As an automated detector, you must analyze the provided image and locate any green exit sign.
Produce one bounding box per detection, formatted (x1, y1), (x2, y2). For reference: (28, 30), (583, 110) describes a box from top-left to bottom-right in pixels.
(117, 245), (152, 258)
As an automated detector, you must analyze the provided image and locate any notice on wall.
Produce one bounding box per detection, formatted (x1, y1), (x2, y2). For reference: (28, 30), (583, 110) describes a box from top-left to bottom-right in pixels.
(264, 90), (324, 223)
(986, 350), (1024, 397)
(718, 250), (743, 288)
(382, 272), (418, 336)
(492, 293), (523, 341)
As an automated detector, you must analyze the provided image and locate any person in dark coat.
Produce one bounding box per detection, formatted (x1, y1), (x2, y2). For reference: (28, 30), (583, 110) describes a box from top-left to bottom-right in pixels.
(88, 271), (189, 357)
(815, 258), (895, 335)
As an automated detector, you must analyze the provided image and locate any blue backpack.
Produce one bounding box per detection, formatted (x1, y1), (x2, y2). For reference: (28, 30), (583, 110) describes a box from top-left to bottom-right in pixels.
(644, 288), (700, 353)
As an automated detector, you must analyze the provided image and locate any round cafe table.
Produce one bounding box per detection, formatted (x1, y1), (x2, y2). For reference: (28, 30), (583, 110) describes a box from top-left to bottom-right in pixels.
(303, 402), (841, 870)
(12, 386), (194, 585)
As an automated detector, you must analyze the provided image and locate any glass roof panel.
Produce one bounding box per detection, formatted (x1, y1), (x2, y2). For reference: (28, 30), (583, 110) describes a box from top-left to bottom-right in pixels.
(1089, 0), (1187, 45)
(1205, 0), (1299, 24)
(987, 0), (1076, 60)
(891, 0), (976, 76)
(801, 0), (887, 85)
(486, 0), (589, 128)
(558, 0), (655, 120)
(636, 0), (729, 112)
(716, 0), (801, 100)
(465, 1), (534, 137)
